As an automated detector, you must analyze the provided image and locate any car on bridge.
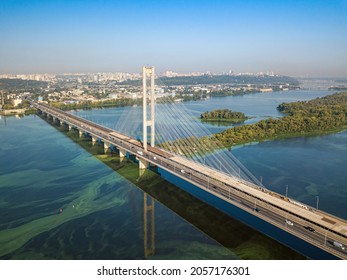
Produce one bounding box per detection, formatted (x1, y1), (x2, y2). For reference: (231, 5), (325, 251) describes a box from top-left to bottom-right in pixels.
(333, 241), (345, 250)
(304, 226), (315, 232)
(286, 220), (294, 226)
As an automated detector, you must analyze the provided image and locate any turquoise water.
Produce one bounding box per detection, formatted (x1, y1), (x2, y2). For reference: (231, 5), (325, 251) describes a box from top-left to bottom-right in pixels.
(0, 114), (302, 259)
(73, 90), (332, 137)
(232, 132), (347, 219)
(1, 89), (346, 259)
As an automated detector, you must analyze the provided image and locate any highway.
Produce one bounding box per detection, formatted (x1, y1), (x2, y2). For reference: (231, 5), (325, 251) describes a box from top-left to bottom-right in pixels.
(31, 101), (347, 259)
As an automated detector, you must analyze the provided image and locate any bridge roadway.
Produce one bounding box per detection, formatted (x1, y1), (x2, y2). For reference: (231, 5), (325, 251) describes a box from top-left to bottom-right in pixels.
(32, 101), (347, 259)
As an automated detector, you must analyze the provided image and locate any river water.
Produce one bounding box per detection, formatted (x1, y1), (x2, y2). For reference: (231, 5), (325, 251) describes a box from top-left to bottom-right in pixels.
(0, 89), (346, 259)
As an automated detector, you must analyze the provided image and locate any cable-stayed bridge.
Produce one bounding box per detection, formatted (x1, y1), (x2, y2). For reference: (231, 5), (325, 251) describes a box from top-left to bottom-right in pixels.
(30, 66), (347, 259)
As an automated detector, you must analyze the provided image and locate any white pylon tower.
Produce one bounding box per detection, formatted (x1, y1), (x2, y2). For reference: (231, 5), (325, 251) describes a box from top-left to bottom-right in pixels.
(142, 66), (155, 151)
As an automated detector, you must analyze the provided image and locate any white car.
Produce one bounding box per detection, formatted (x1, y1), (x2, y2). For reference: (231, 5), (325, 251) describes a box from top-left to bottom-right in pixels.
(137, 151), (143, 156)
(180, 169), (185, 174)
(286, 220), (294, 226)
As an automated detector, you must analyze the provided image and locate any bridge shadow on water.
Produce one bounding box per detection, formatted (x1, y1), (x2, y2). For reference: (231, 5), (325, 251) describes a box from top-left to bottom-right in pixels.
(39, 114), (333, 260)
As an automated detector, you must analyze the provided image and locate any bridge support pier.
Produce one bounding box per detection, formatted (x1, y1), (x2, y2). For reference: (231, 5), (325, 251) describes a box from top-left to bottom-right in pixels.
(79, 130), (83, 137)
(118, 148), (126, 158)
(103, 141), (110, 152)
(92, 136), (97, 145)
(59, 120), (63, 126)
(138, 157), (148, 170)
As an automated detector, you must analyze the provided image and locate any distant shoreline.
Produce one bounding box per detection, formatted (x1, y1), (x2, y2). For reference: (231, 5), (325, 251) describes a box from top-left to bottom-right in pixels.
(226, 126), (347, 149)
(201, 118), (249, 124)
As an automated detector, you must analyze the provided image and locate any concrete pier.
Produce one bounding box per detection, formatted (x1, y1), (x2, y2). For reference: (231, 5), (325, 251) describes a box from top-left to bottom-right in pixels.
(104, 141), (110, 152)
(118, 148), (126, 158)
(138, 157), (148, 170)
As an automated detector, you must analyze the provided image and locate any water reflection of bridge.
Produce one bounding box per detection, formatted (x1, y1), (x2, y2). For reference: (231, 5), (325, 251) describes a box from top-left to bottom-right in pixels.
(144, 193), (155, 258)
(30, 66), (347, 260)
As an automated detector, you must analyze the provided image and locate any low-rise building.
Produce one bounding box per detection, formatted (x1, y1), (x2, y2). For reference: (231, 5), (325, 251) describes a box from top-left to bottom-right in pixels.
(12, 98), (22, 107)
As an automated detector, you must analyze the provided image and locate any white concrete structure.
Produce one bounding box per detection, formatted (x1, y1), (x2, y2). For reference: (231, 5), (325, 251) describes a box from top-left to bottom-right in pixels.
(142, 66), (155, 151)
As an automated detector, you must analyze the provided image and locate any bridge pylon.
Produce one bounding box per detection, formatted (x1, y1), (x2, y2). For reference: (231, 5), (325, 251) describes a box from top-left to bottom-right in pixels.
(142, 66), (155, 151)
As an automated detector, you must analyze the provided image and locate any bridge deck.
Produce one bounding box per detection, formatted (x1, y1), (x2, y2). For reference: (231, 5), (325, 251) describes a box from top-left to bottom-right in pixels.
(170, 155), (347, 236)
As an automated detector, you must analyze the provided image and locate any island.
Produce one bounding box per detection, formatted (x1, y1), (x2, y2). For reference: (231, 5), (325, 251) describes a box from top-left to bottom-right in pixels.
(159, 92), (347, 155)
(214, 91), (347, 147)
(200, 109), (249, 123)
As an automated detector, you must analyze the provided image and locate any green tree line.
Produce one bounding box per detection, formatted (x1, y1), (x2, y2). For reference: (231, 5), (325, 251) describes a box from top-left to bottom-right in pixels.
(201, 109), (247, 121)
(50, 98), (142, 110)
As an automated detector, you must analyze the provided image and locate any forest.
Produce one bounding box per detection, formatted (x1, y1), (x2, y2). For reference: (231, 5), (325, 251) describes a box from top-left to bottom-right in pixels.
(200, 109), (248, 122)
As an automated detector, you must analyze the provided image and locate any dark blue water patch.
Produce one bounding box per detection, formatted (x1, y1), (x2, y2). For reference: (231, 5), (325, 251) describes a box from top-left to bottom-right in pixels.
(0, 184), (72, 204)
(231, 132), (347, 219)
(0, 203), (66, 230)
(0, 181), (82, 230)
(0, 143), (79, 175)
(158, 168), (337, 260)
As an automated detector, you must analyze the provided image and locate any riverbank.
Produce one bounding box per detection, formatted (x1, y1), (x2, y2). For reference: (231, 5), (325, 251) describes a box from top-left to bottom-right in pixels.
(0, 108), (26, 115)
(48, 87), (270, 111)
(228, 126), (347, 149)
(50, 98), (141, 111)
(0, 108), (37, 116)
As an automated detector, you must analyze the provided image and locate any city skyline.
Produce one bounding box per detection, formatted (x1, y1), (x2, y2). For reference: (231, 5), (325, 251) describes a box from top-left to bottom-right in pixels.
(1, 0), (347, 77)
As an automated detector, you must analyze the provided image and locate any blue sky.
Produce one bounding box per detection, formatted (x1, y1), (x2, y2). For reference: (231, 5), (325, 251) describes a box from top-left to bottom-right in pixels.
(1, 0), (347, 76)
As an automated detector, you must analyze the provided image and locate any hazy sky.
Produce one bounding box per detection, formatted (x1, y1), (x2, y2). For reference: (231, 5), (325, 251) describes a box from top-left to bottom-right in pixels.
(1, 0), (347, 77)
